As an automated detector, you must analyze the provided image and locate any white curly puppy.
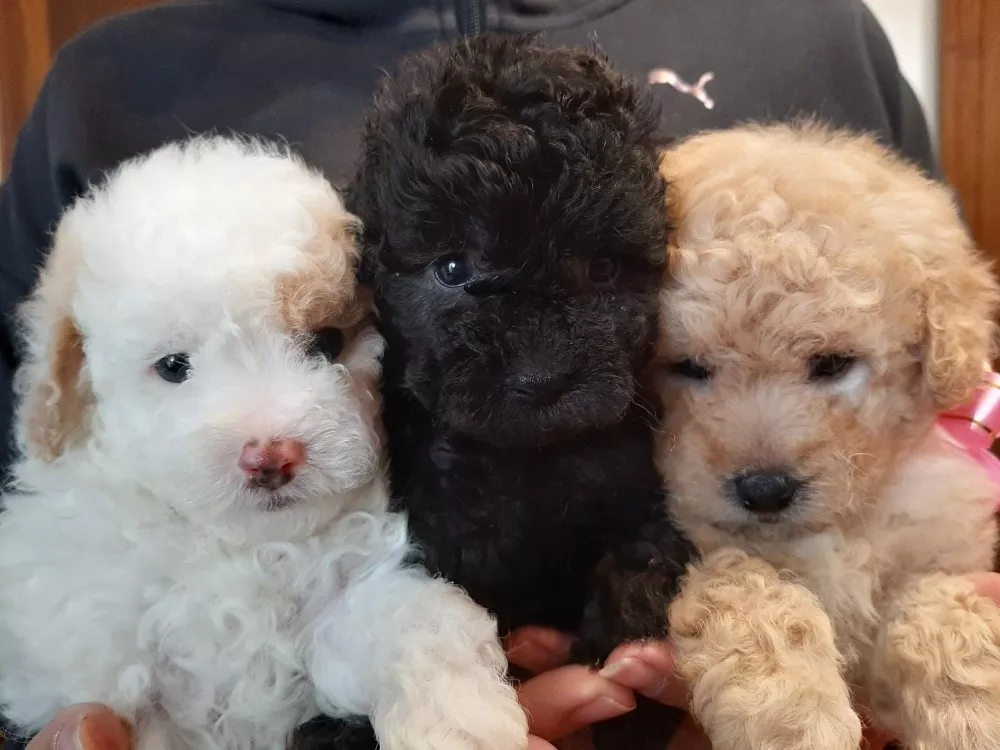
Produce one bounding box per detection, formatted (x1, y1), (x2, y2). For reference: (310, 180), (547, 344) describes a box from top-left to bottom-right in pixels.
(657, 124), (1000, 750)
(0, 138), (527, 750)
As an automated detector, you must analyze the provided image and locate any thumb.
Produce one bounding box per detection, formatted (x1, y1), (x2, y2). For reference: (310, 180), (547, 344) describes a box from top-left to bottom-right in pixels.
(24, 706), (131, 750)
(517, 664), (635, 741)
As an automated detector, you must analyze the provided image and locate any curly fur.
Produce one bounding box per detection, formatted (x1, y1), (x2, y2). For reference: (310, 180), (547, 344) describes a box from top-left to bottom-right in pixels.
(670, 549), (859, 750)
(0, 138), (528, 750)
(655, 123), (1000, 750)
(296, 36), (696, 750)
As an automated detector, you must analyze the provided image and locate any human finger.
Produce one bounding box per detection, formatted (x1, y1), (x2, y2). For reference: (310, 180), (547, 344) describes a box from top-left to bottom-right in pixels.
(517, 664), (636, 741)
(600, 641), (688, 708)
(23, 705), (131, 750)
(505, 627), (574, 674)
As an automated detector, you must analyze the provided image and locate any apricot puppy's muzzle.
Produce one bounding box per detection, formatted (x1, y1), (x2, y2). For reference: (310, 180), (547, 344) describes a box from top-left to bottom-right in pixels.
(729, 468), (806, 516)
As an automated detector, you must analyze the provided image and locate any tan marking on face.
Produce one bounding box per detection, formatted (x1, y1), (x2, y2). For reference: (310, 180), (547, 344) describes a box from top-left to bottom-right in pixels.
(17, 210), (95, 462)
(274, 214), (372, 333)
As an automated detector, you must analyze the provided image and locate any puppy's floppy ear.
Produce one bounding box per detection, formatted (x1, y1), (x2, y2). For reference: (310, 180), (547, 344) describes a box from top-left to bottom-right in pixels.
(919, 234), (1000, 410)
(14, 221), (94, 462)
(18, 316), (92, 461)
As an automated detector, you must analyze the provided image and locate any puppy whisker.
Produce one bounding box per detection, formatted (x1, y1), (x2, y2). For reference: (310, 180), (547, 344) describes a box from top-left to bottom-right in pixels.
(627, 392), (659, 426)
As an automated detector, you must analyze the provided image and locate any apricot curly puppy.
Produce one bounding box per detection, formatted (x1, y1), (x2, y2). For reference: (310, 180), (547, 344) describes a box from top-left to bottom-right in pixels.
(656, 123), (1000, 750)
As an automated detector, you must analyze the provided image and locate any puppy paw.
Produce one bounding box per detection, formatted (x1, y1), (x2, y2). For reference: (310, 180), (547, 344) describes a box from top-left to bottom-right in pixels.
(871, 574), (1000, 750)
(670, 548), (861, 750)
(573, 509), (696, 665)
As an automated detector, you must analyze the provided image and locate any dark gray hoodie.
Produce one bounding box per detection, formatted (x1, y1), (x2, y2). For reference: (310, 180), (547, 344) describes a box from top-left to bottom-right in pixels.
(0, 0), (933, 484)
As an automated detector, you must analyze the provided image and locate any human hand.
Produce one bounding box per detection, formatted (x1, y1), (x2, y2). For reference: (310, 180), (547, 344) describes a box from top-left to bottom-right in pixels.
(19, 705), (131, 750)
(505, 627), (708, 750)
(506, 626), (634, 748)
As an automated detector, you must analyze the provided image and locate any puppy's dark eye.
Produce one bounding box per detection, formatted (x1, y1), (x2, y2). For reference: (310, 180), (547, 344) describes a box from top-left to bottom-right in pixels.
(154, 353), (192, 384)
(669, 359), (712, 381)
(587, 257), (621, 286)
(808, 353), (857, 381)
(433, 254), (472, 288)
(308, 328), (345, 362)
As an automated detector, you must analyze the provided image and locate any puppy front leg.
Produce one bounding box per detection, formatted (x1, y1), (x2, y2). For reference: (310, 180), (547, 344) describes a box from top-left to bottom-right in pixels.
(670, 549), (861, 750)
(870, 573), (1000, 750)
(307, 566), (527, 750)
(571, 512), (694, 750)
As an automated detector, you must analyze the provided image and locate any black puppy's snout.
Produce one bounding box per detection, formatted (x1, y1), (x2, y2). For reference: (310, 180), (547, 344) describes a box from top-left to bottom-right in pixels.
(731, 469), (804, 514)
(510, 370), (572, 404)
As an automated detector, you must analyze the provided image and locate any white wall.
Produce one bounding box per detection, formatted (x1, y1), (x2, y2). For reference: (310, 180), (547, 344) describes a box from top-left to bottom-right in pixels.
(862, 0), (939, 147)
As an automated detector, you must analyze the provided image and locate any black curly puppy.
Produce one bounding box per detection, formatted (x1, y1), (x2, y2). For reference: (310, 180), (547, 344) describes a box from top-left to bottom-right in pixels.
(294, 35), (695, 750)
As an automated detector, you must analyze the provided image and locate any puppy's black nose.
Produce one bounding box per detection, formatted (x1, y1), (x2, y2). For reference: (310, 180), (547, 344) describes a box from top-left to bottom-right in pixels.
(510, 371), (571, 404)
(731, 469), (803, 514)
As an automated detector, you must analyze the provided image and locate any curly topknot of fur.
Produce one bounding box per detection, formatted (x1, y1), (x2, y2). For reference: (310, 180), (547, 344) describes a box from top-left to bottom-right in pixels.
(354, 34), (665, 272)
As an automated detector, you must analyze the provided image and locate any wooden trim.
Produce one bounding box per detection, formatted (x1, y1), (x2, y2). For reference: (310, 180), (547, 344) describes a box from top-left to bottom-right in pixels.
(982, 1), (1000, 261)
(0, 0), (52, 176)
(940, 0), (1000, 263)
(0, 0), (159, 178)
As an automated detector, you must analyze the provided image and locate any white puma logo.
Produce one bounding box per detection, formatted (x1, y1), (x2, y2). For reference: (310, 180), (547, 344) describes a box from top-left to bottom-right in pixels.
(648, 68), (716, 110)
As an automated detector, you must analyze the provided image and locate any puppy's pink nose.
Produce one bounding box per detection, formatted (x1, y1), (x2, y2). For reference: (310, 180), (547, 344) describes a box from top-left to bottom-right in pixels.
(238, 438), (305, 490)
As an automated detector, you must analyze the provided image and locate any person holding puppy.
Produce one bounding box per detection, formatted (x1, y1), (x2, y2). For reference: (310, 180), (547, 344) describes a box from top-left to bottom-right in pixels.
(0, 1), (975, 749)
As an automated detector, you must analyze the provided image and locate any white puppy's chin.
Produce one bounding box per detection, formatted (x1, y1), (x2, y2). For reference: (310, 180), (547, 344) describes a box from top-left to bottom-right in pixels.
(220, 444), (379, 519)
(89, 427), (382, 544)
(176, 478), (374, 545)
(236, 442), (380, 513)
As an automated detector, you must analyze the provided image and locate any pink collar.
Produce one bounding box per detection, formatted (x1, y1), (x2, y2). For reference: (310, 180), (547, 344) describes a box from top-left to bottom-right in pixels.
(937, 371), (1000, 494)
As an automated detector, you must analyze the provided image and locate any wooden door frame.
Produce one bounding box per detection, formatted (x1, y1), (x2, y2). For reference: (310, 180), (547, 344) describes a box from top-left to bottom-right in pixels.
(0, 0), (53, 176)
(0, 0), (160, 178)
(940, 0), (1000, 263)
